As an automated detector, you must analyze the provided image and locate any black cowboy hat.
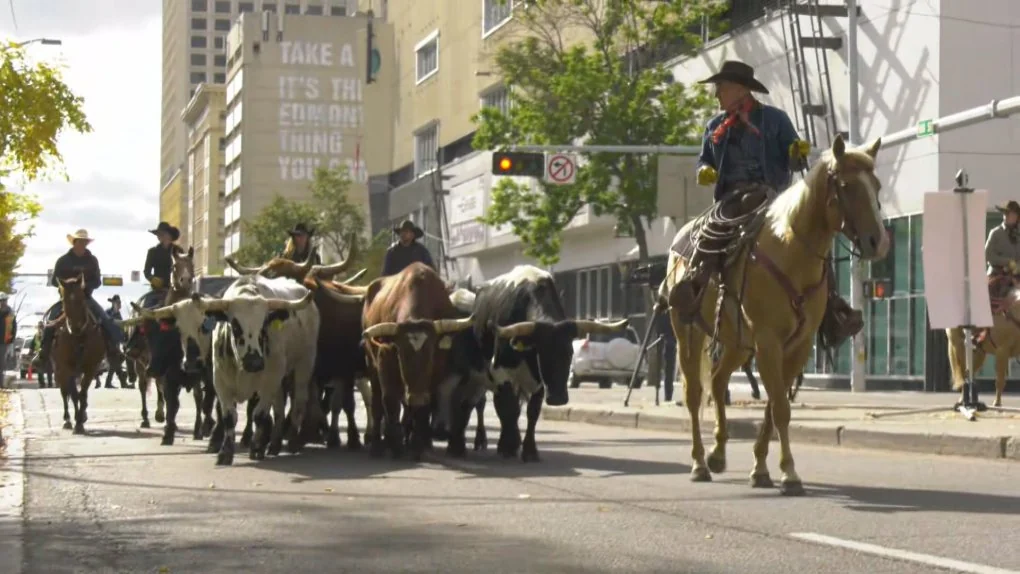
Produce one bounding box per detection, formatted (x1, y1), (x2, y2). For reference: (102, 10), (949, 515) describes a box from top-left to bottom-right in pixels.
(108, 295), (121, 303)
(149, 221), (181, 241)
(287, 222), (315, 237)
(393, 219), (424, 239)
(996, 201), (1020, 215)
(698, 60), (769, 94)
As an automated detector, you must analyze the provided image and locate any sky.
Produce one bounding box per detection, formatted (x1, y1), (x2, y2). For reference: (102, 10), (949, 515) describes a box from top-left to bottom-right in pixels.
(2, 0), (162, 329)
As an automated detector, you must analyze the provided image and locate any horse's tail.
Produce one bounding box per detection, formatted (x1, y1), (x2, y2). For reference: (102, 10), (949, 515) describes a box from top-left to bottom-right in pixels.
(946, 327), (966, 391)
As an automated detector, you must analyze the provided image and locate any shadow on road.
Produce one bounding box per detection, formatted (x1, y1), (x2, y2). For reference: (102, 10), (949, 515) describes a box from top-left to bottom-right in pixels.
(809, 482), (1020, 515)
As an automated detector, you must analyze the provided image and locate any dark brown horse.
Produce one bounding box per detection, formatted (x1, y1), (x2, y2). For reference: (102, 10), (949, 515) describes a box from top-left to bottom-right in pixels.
(121, 303), (165, 428)
(52, 275), (106, 434)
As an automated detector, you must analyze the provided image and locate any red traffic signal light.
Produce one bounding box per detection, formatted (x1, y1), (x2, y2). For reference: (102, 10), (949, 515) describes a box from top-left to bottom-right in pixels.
(492, 151), (544, 177)
(864, 278), (892, 299)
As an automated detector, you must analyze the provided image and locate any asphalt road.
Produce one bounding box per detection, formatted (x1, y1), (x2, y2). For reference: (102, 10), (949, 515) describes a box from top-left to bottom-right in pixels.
(8, 387), (1020, 574)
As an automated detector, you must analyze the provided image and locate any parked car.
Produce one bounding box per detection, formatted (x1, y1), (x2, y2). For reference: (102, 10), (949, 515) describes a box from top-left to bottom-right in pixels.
(18, 338), (35, 379)
(569, 325), (647, 389)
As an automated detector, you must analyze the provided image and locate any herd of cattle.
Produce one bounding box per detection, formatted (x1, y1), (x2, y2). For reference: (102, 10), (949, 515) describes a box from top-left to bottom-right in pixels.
(116, 250), (629, 466)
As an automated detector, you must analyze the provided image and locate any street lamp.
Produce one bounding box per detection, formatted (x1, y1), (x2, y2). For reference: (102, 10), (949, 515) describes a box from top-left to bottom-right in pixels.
(14, 38), (62, 47)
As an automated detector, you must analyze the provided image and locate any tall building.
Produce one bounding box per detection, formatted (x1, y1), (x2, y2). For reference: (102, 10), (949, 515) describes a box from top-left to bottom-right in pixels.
(182, 84), (227, 275)
(160, 0), (353, 244)
(221, 12), (394, 259)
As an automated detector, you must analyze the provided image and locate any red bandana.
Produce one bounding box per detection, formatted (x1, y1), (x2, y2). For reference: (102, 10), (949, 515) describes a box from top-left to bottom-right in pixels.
(711, 96), (762, 145)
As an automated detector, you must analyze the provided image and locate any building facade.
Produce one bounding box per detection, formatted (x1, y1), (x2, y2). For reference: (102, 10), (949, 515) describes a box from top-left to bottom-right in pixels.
(221, 12), (394, 258)
(183, 84), (228, 275)
(160, 0), (353, 232)
(158, 168), (186, 245)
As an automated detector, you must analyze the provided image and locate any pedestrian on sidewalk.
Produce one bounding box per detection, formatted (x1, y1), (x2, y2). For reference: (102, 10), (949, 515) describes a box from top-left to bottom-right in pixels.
(653, 311), (678, 402)
(101, 295), (131, 389)
(0, 293), (16, 387)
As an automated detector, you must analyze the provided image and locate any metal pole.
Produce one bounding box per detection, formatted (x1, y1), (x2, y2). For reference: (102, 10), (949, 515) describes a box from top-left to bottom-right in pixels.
(846, 0), (867, 393)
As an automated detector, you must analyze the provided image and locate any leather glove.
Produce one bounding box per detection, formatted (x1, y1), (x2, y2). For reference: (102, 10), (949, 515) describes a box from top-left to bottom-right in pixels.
(1009, 260), (1018, 273)
(696, 165), (718, 186)
(150, 277), (165, 290)
(789, 140), (811, 160)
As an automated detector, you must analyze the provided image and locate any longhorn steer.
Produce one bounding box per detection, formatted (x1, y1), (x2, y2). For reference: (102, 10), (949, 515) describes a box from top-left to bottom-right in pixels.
(360, 263), (474, 460)
(207, 275), (319, 465)
(468, 265), (628, 462)
(226, 253), (372, 449)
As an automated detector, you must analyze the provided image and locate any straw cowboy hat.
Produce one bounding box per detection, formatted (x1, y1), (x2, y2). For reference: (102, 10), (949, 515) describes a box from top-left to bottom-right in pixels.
(393, 219), (424, 239)
(698, 60), (770, 94)
(149, 221), (181, 241)
(66, 228), (94, 244)
(287, 222), (315, 237)
(996, 201), (1020, 215)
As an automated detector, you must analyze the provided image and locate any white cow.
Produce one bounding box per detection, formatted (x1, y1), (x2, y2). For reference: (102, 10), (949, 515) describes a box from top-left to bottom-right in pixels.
(206, 275), (319, 466)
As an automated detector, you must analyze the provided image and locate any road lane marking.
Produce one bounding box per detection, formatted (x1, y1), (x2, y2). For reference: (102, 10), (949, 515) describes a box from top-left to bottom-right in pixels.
(790, 532), (1020, 574)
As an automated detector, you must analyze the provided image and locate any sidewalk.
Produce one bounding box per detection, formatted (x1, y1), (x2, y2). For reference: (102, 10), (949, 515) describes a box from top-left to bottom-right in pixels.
(550, 386), (1020, 461)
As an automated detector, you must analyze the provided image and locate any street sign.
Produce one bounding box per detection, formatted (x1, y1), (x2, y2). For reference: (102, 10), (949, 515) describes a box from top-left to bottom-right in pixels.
(102, 276), (123, 287)
(544, 153), (577, 185)
(917, 119), (935, 138)
(492, 151), (545, 177)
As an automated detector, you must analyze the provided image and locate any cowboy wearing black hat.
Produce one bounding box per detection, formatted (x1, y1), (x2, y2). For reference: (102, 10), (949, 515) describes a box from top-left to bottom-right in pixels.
(668, 60), (863, 350)
(382, 219), (435, 277)
(280, 222), (321, 265)
(143, 222), (183, 298)
(985, 201), (1020, 299)
(99, 294), (131, 389)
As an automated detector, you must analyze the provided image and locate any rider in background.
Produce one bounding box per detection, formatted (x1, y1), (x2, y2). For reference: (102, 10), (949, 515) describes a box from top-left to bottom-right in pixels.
(382, 219), (435, 277)
(668, 60), (863, 352)
(141, 221), (183, 307)
(33, 229), (125, 368)
(101, 295), (131, 389)
(280, 222), (321, 265)
(984, 201), (1020, 300)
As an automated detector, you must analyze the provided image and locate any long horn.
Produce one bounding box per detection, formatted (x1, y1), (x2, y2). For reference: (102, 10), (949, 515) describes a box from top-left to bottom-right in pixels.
(138, 304), (178, 320)
(265, 290), (314, 311)
(364, 322), (399, 338)
(195, 297), (230, 312)
(342, 268), (367, 284)
(434, 316), (475, 335)
(312, 235), (357, 279)
(224, 256), (263, 275)
(317, 285), (365, 305)
(496, 321), (537, 339)
(116, 317), (144, 328)
(574, 318), (629, 336)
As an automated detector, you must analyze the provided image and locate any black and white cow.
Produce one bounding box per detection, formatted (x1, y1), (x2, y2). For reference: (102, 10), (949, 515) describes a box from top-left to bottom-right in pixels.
(461, 265), (628, 462)
(207, 275), (319, 465)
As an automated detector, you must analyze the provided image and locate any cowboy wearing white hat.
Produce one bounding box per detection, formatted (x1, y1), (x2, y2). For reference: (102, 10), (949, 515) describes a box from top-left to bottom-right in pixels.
(33, 228), (125, 369)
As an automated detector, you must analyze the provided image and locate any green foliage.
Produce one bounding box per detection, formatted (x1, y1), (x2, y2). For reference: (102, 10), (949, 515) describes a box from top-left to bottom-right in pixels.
(233, 167), (379, 273)
(473, 0), (724, 264)
(0, 41), (91, 291)
(354, 231), (392, 283)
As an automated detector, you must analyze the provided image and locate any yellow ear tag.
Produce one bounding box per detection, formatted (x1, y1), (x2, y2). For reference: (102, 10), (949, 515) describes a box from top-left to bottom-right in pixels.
(271, 319), (284, 331)
(438, 336), (452, 350)
(511, 340), (529, 352)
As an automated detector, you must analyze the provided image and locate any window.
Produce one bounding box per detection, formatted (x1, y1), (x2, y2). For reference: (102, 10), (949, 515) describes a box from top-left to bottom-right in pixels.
(214, 36), (225, 50)
(215, 1), (230, 12)
(306, 4), (323, 14)
(214, 72), (226, 83)
(191, 17), (207, 29)
(191, 71), (207, 83)
(285, 3), (300, 14)
(214, 54), (226, 66)
(910, 296), (926, 376)
(331, 5), (346, 15)
(483, 0), (514, 36)
(191, 35), (208, 48)
(263, 3), (276, 11)
(868, 299), (889, 375)
(191, 53), (207, 66)
(890, 299), (910, 375)
(214, 18), (230, 31)
(239, 2), (254, 12)
(415, 30), (439, 84)
(909, 214), (923, 293)
(192, 0), (207, 11)
(480, 85), (510, 116)
(891, 217), (909, 295)
(414, 123), (438, 177)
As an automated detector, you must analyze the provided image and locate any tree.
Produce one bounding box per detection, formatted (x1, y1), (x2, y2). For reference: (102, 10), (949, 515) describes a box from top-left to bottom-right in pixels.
(307, 166), (367, 262)
(0, 41), (91, 292)
(472, 0), (724, 267)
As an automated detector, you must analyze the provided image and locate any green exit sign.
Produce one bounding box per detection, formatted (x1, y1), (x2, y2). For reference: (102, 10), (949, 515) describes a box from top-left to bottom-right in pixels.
(917, 119), (935, 138)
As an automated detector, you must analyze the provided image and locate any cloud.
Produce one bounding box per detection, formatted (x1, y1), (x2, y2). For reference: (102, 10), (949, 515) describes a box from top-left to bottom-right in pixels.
(2, 0), (160, 37)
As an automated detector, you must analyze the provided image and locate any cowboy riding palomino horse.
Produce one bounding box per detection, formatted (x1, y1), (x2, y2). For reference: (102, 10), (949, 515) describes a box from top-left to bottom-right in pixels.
(661, 135), (889, 495)
(53, 274), (107, 434)
(945, 200), (1020, 408)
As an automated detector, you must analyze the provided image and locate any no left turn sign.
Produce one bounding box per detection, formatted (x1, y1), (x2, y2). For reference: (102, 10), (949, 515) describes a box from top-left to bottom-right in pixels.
(545, 153), (577, 185)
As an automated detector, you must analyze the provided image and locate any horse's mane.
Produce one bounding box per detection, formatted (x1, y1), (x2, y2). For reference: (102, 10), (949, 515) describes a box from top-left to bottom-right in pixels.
(766, 147), (876, 242)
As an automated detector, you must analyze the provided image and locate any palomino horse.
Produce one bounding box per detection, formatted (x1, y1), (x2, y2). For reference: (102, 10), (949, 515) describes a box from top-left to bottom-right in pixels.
(661, 135), (889, 495)
(52, 275), (107, 434)
(946, 290), (1020, 407)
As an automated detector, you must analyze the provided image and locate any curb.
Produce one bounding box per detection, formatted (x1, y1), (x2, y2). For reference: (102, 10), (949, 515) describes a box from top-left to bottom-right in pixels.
(541, 406), (1016, 461)
(0, 391), (25, 574)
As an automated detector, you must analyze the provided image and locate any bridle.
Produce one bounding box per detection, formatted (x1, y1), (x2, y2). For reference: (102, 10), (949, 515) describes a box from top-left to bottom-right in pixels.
(60, 288), (97, 338)
(787, 165), (880, 262)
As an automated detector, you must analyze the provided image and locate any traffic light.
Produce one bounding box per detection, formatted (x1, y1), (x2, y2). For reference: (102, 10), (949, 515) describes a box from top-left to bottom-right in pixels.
(863, 278), (892, 299)
(102, 276), (124, 287)
(492, 152), (544, 177)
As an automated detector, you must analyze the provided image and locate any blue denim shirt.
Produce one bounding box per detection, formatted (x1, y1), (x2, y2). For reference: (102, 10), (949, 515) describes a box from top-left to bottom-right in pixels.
(697, 103), (800, 201)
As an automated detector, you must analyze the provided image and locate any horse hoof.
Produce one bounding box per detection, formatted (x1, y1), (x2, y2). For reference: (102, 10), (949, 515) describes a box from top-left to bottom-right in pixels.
(706, 453), (727, 474)
(749, 473), (774, 488)
(73, 426), (85, 435)
(62, 421), (73, 430)
(751, 391), (761, 400)
(690, 467), (712, 482)
(267, 443), (282, 457)
(521, 447), (540, 463)
(780, 480), (805, 496)
(140, 420), (150, 429)
(239, 433), (252, 449)
(205, 441), (218, 454)
(161, 435), (174, 446)
(346, 434), (362, 451)
(201, 420), (214, 438)
(216, 452), (234, 466)
(326, 433), (341, 449)
(249, 450), (265, 461)
(155, 412), (165, 424)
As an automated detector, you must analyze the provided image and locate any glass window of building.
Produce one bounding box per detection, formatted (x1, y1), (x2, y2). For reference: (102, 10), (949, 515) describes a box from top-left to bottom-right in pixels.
(191, 17), (207, 29)
(214, 1), (231, 13)
(190, 35), (208, 48)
